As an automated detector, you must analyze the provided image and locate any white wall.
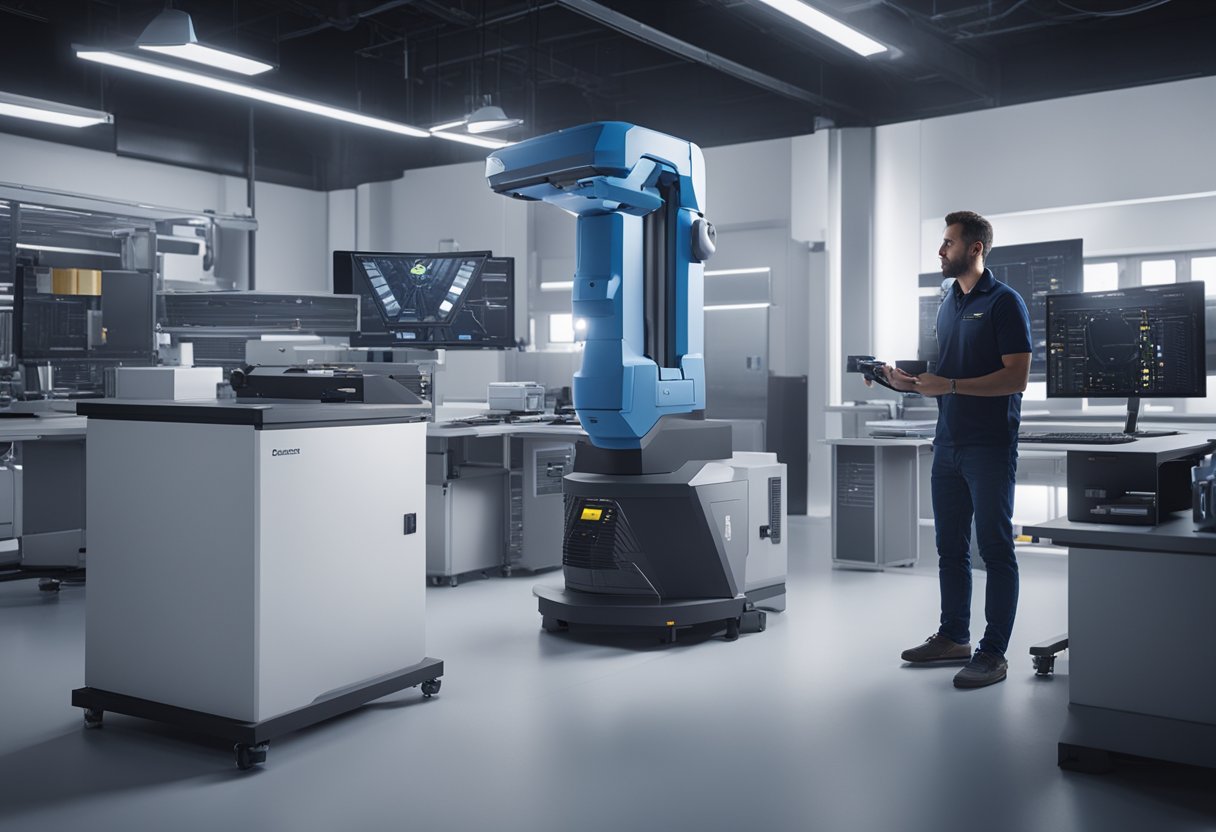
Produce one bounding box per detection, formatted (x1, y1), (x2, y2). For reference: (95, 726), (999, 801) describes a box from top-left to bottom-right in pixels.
(874, 75), (1216, 364)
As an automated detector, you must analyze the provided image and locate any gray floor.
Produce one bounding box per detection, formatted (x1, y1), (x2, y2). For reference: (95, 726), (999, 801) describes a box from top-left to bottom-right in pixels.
(0, 517), (1212, 832)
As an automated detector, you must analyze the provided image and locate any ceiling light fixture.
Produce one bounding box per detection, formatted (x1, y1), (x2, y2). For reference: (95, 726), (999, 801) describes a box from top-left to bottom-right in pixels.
(753, 0), (887, 57)
(136, 9), (274, 76)
(0, 90), (112, 128)
(75, 50), (430, 138)
(466, 103), (523, 134)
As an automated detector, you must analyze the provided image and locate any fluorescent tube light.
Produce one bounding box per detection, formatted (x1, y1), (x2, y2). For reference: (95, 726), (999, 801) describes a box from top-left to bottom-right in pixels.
(704, 302), (771, 311)
(15, 243), (121, 257)
(540, 281), (575, 291)
(140, 43), (273, 76)
(430, 130), (512, 150)
(75, 50), (429, 138)
(429, 118), (469, 133)
(703, 267), (771, 277)
(753, 0), (887, 57)
(0, 91), (112, 128)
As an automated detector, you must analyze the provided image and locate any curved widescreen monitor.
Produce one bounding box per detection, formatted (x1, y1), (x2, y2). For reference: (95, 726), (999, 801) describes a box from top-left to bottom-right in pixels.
(1046, 281), (1207, 398)
(334, 250), (514, 349)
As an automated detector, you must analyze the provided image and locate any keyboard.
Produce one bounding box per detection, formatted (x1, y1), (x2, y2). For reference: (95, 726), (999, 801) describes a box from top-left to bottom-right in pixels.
(1019, 432), (1136, 445)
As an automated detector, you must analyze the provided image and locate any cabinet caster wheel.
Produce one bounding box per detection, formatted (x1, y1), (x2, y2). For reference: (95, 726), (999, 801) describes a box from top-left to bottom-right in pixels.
(428, 576), (440, 587)
(421, 679), (442, 698)
(1032, 655), (1056, 676)
(541, 616), (569, 633)
(83, 708), (103, 729)
(38, 579), (61, 593)
(662, 625), (678, 645)
(449, 576), (458, 588)
(724, 618), (740, 641)
(234, 742), (269, 771)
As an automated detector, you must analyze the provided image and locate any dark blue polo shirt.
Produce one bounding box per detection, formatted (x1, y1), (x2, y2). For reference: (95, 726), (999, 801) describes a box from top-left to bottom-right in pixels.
(934, 269), (1032, 447)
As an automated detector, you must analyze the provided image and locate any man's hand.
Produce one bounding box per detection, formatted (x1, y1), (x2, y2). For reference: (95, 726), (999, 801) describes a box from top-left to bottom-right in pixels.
(883, 365), (919, 393)
(915, 373), (952, 397)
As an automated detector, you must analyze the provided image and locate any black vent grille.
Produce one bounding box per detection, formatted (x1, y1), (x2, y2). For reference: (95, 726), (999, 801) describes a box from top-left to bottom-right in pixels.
(563, 498), (640, 571)
(768, 477), (782, 544)
(187, 336), (248, 367)
(160, 292), (359, 333)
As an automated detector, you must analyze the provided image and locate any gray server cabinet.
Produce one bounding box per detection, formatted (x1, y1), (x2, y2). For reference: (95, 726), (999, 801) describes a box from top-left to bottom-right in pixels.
(508, 437), (573, 574)
(425, 466), (506, 586)
(830, 440), (928, 570)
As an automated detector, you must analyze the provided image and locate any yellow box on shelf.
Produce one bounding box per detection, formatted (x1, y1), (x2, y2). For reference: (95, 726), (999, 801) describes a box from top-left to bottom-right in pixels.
(50, 268), (102, 296)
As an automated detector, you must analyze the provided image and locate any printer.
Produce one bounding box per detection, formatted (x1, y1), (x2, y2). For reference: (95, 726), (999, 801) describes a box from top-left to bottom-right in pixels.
(488, 382), (545, 413)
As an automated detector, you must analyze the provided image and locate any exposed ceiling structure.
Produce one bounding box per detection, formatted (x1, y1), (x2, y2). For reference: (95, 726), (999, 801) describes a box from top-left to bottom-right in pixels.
(1, 0), (1213, 190)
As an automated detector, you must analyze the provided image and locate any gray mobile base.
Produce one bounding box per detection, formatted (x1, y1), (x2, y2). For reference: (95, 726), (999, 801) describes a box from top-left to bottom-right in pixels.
(535, 585), (773, 643)
(72, 657), (444, 770)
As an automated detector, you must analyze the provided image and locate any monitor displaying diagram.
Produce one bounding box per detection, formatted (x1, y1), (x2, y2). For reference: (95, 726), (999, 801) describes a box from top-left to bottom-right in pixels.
(334, 250), (515, 349)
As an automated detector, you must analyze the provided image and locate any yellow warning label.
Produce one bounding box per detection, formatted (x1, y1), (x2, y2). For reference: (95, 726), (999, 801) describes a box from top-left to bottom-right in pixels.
(580, 507), (603, 521)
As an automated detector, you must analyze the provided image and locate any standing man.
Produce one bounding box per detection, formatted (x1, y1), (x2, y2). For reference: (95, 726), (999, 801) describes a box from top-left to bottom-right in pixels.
(888, 211), (1031, 688)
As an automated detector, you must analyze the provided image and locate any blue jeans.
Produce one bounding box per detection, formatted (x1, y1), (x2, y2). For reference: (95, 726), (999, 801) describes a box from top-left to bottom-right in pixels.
(931, 443), (1019, 657)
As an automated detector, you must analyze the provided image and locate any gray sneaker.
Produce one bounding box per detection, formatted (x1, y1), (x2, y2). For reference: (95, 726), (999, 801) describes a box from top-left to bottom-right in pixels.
(901, 633), (971, 664)
(953, 650), (1008, 688)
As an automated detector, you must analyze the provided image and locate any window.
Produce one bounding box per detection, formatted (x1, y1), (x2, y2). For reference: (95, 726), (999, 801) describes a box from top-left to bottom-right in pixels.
(1193, 256), (1216, 297)
(548, 313), (574, 344)
(1082, 262), (1118, 293)
(1140, 259), (1176, 285)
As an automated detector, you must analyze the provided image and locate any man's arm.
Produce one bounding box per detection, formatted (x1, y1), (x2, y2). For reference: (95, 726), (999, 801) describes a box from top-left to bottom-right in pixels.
(916, 353), (1030, 397)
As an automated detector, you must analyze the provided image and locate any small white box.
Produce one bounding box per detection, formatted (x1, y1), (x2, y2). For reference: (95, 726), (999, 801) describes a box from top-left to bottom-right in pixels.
(488, 381), (545, 412)
(115, 367), (223, 401)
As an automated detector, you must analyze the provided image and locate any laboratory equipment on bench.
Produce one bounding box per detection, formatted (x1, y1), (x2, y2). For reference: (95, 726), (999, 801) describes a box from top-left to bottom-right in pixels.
(487, 122), (786, 643)
(488, 381), (545, 413)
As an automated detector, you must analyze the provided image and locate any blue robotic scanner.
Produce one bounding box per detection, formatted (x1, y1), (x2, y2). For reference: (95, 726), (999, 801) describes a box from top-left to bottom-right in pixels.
(487, 121), (716, 450)
(488, 123), (788, 641)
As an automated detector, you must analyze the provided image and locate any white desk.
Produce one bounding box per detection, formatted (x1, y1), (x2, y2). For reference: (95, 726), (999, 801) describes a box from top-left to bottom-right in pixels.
(425, 419), (586, 584)
(0, 414), (89, 586)
(1024, 512), (1216, 772)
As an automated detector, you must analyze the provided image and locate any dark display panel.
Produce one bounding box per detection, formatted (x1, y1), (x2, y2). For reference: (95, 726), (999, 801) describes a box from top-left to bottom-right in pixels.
(334, 250), (514, 349)
(1046, 282), (1206, 398)
(985, 239), (1083, 379)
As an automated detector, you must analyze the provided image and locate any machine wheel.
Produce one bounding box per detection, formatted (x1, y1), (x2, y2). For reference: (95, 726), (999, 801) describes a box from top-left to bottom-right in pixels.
(421, 679), (442, 698)
(234, 742), (269, 771)
(428, 576), (441, 587)
(724, 618), (740, 641)
(83, 708), (103, 729)
(448, 576), (459, 588)
(541, 616), (569, 633)
(662, 625), (678, 645)
(38, 579), (61, 593)
(739, 609), (767, 634)
(1032, 655), (1056, 677)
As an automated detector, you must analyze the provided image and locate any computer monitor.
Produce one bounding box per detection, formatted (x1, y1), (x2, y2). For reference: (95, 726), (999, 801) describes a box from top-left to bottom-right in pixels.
(1047, 282), (1207, 431)
(985, 239), (1083, 379)
(334, 250), (515, 349)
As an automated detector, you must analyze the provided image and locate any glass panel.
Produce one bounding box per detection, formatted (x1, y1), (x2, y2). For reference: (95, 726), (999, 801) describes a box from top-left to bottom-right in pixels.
(1082, 262), (1118, 293)
(549, 312), (574, 344)
(1140, 259), (1176, 285)
(1192, 256), (1216, 296)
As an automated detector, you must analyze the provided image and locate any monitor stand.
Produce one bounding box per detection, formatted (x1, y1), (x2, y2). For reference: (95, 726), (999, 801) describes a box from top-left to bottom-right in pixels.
(1122, 396), (1179, 439)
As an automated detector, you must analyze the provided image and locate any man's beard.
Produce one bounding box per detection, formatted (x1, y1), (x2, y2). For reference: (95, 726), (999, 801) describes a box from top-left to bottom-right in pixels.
(941, 255), (968, 278)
